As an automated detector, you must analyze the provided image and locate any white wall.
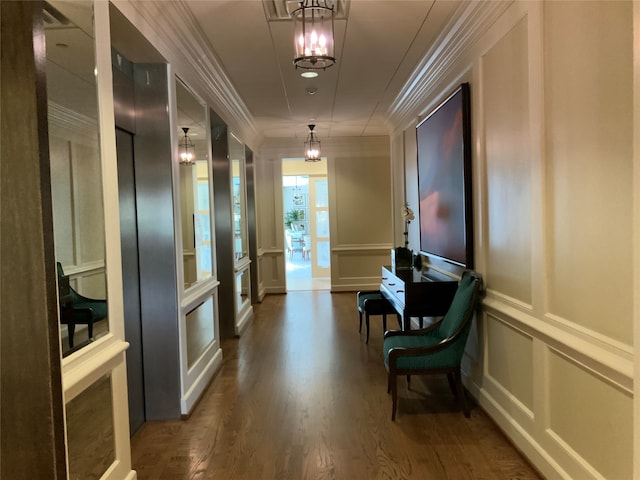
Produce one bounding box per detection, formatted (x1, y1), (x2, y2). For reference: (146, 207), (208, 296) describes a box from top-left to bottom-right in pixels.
(258, 136), (393, 294)
(392, 2), (635, 478)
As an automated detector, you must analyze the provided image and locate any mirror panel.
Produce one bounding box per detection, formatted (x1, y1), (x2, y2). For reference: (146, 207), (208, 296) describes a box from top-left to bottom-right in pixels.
(229, 134), (247, 262)
(235, 268), (251, 313)
(176, 79), (212, 289)
(45, 0), (108, 356)
(186, 296), (215, 368)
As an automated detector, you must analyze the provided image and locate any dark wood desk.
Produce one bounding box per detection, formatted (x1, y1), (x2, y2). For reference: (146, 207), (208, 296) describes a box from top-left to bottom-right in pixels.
(380, 265), (458, 330)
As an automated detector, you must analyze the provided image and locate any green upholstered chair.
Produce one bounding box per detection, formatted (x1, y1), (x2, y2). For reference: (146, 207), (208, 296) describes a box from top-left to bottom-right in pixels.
(357, 291), (401, 344)
(383, 270), (482, 420)
(57, 262), (107, 348)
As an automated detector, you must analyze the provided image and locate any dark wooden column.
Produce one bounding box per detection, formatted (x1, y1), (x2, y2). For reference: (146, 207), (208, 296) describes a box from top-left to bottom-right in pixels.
(1, 2), (67, 478)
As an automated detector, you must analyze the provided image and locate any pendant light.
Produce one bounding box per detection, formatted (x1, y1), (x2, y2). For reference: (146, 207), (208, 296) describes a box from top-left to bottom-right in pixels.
(304, 125), (321, 162)
(292, 0), (336, 70)
(179, 127), (195, 166)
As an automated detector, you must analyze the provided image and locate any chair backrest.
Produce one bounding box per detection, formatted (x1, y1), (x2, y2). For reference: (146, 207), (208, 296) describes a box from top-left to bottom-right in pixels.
(436, 270), (482, 340)
(284, 230), (294, 250)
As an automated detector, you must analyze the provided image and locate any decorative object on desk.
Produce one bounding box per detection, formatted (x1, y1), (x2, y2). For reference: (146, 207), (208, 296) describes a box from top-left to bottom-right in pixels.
(391, 246), (413, 270)
(401, 202), (415, 247)
(391, 202), (415, 270)
(413, 252), (422, 270)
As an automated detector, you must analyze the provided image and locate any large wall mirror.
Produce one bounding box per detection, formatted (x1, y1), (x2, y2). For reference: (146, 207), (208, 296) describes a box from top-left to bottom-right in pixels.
(45, 0), (108, 356)
(176, 78), (213, 289)
(229, 133), (248, 262)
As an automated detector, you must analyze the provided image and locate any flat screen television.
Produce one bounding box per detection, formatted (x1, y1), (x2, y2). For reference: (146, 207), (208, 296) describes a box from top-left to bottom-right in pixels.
(416, 83), (473, 269)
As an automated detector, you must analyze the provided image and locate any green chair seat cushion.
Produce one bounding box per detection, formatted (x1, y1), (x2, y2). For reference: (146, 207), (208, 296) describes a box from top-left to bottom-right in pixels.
(384, 334), (462, 370)
(357, 291), (396, 315)
(73, 301), (107, 321)
(358, 292), (383, 309)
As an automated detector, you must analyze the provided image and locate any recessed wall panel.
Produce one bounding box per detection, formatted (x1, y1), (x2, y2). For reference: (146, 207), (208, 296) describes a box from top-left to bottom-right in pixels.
(486, 315), (534, 411)
(334, 156), (391, 246)
(482, 17), (531, 303)
(544, 1), (632, 342)
(548, 349), (632, 479)
(335, 252), (391, 279)
(66, 374), (115, 480)
(186, 297), (215, 368)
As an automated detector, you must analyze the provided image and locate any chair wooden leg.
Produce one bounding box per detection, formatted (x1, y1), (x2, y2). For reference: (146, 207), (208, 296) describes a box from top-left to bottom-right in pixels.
(365, 313), (370, 344)
(390, 372), (398, 421)
(358, 311), (362, 333)
(382, 314), (387, 335)
(68, 323), (75, 348)
(446, 372), (457, 397)
(453, 369), (470, 418)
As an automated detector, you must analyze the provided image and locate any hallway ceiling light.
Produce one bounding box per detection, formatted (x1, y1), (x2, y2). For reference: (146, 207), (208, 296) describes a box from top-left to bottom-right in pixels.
(292, 0), (336, 71)
(304, 124), (321, 162)
(179, 127), (195, 166)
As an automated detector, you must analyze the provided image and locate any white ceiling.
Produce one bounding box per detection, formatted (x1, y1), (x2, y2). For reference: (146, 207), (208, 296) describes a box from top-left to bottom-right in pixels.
(183, 0), (461, 140)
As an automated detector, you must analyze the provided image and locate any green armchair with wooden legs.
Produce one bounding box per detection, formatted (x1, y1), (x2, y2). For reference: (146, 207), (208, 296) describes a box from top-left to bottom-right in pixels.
(383, 270), (482, 420)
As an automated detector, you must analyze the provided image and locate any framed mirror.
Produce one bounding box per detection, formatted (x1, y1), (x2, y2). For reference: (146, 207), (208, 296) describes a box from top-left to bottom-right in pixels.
(45, 0), (108, 356)
(229, 133), (248, 262)
(176, 78), (213, 289)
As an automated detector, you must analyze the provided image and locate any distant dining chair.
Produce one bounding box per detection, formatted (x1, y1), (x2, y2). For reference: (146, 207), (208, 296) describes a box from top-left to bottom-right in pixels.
(285, 229), (304, 260)
(57, 262), (108, 348)
(302, 234), (311, 261)
(383, 270), (482, 420)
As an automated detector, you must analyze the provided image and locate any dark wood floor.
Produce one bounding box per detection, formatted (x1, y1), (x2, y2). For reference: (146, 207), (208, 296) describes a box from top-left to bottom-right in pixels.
(131, 291), (542, 479)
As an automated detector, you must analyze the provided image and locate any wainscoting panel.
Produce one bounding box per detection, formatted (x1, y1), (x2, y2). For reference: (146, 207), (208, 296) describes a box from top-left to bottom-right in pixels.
(486, 313), (534, 415)
(330, 247), (392, 292)
(545, 347), (633, 480)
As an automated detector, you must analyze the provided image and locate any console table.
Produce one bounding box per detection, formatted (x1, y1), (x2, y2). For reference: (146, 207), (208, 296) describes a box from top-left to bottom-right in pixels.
(380, 265), (458, 331)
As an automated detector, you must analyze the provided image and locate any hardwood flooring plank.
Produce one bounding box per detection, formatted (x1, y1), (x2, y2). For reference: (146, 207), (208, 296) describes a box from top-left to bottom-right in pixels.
(131, 291), (542, 479)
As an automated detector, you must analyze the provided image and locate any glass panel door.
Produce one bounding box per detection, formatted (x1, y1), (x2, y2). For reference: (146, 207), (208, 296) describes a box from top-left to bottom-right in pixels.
(310, 177), (330, 277)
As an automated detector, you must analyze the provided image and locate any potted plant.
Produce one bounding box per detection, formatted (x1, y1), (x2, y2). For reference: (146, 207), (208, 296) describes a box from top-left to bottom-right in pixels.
(285, 209), (304, 229)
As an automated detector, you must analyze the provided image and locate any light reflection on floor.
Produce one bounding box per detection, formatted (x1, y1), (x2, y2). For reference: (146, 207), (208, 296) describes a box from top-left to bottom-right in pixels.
(285, 254), (330, 291)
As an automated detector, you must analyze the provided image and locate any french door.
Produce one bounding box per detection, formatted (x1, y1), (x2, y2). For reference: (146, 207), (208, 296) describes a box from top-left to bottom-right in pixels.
(308, 176), (330, 277)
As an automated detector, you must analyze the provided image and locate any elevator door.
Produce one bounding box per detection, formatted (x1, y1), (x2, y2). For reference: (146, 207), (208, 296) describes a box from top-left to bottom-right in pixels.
(116, 127), (145, 435)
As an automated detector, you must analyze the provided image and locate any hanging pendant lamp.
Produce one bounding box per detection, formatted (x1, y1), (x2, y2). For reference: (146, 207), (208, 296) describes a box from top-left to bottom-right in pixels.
(304, 125), (321, 162)
(179, 127), (195, 166)
(292, 0), (336, 70)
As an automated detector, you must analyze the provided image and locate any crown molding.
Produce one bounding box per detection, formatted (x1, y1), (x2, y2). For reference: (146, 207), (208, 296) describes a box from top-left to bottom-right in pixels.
(386, 1), (511, 133)
(48, 102), (98, 145)
(114, 1), (262, 148)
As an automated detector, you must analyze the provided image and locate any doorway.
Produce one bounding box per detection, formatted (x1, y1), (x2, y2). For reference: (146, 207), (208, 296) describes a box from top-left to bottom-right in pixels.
(282, 159), (330, 291)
